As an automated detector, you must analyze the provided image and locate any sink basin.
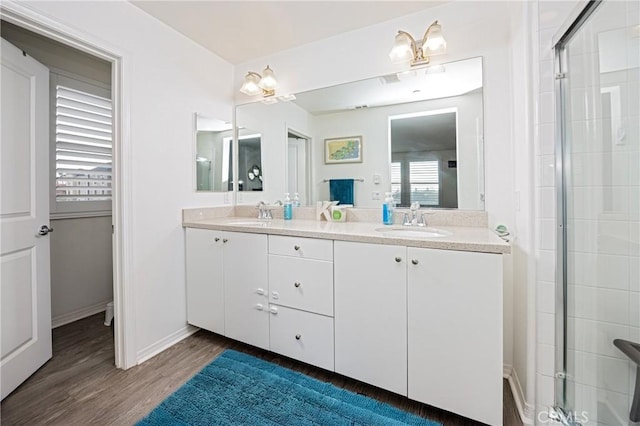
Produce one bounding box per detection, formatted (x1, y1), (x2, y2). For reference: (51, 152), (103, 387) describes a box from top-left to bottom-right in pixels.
(375, 227), (451, 238)
(227, 219), (270, 227)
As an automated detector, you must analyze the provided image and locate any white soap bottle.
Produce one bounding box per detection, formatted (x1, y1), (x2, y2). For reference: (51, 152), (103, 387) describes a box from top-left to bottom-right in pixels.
(293, 192), (301, 208)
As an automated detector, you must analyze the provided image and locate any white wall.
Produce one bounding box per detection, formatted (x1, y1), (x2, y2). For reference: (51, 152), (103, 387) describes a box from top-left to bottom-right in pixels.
(20, 0), (234, 358)
(50, 217), (113, 327)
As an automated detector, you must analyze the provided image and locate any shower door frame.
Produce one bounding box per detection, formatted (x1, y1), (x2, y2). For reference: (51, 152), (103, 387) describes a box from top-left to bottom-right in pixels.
(551, 0), (602, 423)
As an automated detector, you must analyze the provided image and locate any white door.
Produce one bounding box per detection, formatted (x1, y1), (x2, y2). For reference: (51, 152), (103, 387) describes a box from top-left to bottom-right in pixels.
(1, 38), (52, 400)
(334, 241), (407, 396)
(287, 136), (307, 205)
(223, 232), (269, 350)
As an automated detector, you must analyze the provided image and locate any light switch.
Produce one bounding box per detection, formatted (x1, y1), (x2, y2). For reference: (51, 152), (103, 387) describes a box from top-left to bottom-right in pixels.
(373, 173), (381, 184)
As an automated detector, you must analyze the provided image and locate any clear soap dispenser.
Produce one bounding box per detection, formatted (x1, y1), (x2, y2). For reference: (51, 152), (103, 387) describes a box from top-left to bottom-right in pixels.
(284, 193), (293, 220)
(293, 192), (301, 208)
(382, 192), (394, 225)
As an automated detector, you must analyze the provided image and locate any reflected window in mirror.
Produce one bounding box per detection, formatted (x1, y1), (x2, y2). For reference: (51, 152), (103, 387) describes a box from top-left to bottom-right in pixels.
(195, 113), (232, 192)
(390, 109), (457, 208)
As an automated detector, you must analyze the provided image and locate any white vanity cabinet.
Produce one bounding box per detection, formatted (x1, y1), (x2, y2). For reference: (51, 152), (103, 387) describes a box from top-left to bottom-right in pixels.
(267, 235), (335, 371)
(407, 247), (503, 426)
(185, 228), (225, 335)
(334, 241), (408, 396)
(185, 228), (269, 350)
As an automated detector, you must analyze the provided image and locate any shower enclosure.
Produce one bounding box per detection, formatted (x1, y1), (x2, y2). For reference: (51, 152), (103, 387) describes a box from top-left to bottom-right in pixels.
(554, 1), (640, 424)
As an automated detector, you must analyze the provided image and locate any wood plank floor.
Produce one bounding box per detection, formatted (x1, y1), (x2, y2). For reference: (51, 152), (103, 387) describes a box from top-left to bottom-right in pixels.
(1, 314), (523, 425)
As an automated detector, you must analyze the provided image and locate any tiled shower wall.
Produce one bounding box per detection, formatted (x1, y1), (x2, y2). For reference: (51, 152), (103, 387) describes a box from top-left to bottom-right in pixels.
(534, 1), (640, 424)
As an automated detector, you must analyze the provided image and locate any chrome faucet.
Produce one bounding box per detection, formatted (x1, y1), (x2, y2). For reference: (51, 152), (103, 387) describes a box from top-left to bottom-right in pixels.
(403, 202), (426, 226)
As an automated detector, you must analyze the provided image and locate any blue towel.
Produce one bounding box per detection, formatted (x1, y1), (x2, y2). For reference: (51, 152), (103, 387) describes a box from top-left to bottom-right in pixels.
(330, 179), (354, 205)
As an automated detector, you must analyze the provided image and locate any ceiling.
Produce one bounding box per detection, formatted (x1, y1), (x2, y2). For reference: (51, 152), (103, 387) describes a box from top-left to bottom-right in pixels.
(130, 1), (447, 64)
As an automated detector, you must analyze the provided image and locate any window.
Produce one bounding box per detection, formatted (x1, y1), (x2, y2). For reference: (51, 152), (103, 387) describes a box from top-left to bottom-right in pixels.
(409, 160), (439, 206)
(51, 73), (112, 217)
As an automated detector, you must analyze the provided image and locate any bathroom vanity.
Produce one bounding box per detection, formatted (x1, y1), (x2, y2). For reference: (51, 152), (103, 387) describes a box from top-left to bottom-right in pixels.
(183, 211), (509, 426)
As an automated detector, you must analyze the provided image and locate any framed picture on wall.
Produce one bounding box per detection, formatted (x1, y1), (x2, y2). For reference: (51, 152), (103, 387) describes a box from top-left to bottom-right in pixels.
(324, 136), (363, 164)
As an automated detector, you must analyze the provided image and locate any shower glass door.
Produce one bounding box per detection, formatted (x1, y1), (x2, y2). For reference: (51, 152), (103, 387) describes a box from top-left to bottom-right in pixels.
(556, 1), (639, 424)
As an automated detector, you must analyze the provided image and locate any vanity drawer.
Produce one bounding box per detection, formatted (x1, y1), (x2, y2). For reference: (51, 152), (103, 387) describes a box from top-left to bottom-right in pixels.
(268, 255), (333, 316)
(269, 235), (333, 261)
(269, 305), (334, 371)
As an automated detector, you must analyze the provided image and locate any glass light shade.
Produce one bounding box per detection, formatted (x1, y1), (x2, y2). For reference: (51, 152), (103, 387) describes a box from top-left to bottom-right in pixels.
(389, 32), (414, 63)
(424, 23), (446, 53)
(240, 72), (262, 96)
(258, 66), (277, 91)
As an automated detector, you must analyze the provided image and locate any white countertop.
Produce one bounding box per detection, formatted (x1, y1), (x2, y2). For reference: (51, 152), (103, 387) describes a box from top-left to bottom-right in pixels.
(183, 217), (511, 254)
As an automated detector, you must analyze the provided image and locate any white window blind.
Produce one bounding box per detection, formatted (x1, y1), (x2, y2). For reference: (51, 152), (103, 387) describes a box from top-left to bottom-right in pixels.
(409, 160), (439, 206)
(390, 162), (402, 205)
(55, 85), (112, 202)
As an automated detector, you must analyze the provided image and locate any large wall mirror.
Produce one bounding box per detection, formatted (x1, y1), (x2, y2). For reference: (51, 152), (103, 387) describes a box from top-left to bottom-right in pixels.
(194, 113), (233, 192)
(234, 56), (484, 210)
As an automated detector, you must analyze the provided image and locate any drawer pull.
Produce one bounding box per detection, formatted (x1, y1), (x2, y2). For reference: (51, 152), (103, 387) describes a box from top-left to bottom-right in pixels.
(256, 288), (265, 295)
(214, 237), (220, 242)
(294, 282), (301, 288)
(295, 334), (302, 340)
(269, 306), (279, 315)
(255, 303), (264, 311)
(395, 257), (402, 263)
(294, 245), (301, 251)
(411, 259), (419, 265)
(222, 238), (228, 243)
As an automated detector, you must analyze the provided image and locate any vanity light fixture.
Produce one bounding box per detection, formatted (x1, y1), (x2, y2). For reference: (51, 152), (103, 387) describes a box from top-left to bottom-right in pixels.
(239, 65), (278, 97)
(389, 20), (447, 67)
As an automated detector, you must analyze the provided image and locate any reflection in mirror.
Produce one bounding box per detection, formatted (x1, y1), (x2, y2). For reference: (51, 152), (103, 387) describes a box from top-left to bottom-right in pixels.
(195, 114), (232, 192)
(237, 129), (262, 192)
(234, 56), (483, 209)
(390, 109), (458, 208)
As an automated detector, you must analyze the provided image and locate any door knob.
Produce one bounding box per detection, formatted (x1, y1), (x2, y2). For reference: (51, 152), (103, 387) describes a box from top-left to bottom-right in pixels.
(38, 225), (54, 236)
(411, 259), (419, 265)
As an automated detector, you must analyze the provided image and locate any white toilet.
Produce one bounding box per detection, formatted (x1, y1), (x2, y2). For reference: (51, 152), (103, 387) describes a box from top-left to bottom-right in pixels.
(104, 301), (114, 326)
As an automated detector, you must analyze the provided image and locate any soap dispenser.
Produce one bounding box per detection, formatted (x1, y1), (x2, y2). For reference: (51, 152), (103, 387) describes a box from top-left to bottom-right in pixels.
(382, 192), (394, 225)
(284, 193), (293, 220)
(293, 192), (301, 208)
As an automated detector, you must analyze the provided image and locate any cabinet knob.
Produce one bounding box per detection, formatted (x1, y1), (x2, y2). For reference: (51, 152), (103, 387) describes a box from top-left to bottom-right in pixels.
(294, 245), (301, 251)
(294, 282), (301, 288)
(295, 334), (302, 340)
(271, 291), (279, 300)
(256, 288), (265, 295)
(269, 306), (278, 315)
(214, 237), (220, 242)
(255, 303), (264, 311)
(411, 259), (419, 265)
(395, 257), (402, 263)
(222, 238), (228, 243)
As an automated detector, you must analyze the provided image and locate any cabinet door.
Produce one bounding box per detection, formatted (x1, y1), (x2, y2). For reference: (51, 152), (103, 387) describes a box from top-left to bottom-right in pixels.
(407, 248), (502, 426)
(334, 241), (407, 396)
(223, 231), (269, 350)
(185, 228), (224, 334)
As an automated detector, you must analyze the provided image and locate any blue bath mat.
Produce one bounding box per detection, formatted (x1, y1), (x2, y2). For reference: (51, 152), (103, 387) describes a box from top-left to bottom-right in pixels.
(137, 349), (440, 425)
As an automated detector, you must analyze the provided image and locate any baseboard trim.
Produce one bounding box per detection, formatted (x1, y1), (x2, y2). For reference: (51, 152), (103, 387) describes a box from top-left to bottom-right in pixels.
(136, 325), (199, 365)
(506, 367), (535, 424)
(52, 300), (111, 328)
(503, 363), (513, 378)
